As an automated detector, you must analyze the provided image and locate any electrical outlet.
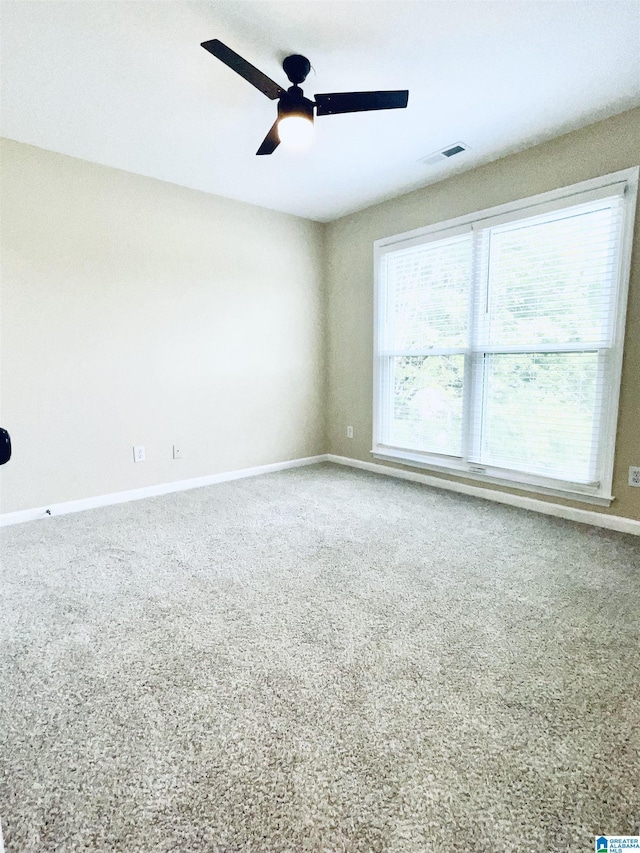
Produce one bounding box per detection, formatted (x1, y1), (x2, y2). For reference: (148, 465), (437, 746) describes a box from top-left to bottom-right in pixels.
(346, 426), (354, 439)
(133, 445), (145, 463)
(629, 466), (640, 487)
(173, 445), (183, 460)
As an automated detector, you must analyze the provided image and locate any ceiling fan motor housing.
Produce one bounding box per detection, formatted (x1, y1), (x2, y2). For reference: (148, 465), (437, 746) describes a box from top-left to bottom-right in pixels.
(278, 87), (315, 123)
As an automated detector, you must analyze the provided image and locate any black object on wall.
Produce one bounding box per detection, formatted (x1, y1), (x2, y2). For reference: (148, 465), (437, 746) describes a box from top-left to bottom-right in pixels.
(0, 428), (11, 465)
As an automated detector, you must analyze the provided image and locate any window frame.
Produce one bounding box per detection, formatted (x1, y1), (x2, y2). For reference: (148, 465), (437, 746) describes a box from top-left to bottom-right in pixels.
(372, 167), (639, 507)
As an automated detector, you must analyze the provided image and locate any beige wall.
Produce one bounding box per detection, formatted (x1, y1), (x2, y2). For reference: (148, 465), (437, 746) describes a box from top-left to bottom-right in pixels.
(0, 139), (326, 513)
(326, 108), (640, 521)
(2, 110), (639, 520)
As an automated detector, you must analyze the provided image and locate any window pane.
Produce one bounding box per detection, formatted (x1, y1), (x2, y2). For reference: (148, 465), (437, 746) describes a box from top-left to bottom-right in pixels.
(484, 205), (618, 348)
(388, 355), (465, 456)
(385, 234), (471, 350)
(478, 352), (600, 483)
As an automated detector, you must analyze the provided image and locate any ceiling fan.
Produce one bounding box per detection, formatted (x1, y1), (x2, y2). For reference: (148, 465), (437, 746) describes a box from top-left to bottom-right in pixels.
(201, 39), (409, 155)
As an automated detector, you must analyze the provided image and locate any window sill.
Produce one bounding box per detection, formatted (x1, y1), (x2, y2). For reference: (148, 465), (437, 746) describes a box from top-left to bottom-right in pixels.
(371, 448), (614, 508)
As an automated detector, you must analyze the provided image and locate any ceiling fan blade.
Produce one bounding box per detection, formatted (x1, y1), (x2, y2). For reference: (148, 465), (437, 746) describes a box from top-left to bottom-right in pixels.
(201, 39), (285, 101)
(256, 121), (280, 156)
(315, 90), (409, 116)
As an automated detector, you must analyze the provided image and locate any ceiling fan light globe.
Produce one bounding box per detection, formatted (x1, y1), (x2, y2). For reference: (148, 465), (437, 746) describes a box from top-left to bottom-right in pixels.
(277, 115), (314, 150)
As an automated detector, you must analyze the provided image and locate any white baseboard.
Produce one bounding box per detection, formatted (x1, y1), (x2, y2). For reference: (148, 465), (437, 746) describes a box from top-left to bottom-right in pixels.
(3, 452), (638, 535)
(0, 455), (326, 527)
(326, 454), (640, 536)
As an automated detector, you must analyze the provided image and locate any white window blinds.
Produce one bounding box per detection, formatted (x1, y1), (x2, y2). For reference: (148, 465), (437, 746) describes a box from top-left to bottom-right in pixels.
(379, 231), (472, 457)
(468, 193), (625, 485)
(374, 171), (637, 502)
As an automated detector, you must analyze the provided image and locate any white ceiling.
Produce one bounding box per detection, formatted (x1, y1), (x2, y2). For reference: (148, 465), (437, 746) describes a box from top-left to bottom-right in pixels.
(1, 1), (639, 221)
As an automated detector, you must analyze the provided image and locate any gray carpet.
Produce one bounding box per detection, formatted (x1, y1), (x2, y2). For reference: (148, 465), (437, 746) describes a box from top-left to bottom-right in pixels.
(1, 463), (639, 852)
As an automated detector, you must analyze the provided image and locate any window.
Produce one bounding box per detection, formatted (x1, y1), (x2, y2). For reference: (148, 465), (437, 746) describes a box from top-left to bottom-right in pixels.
(373, 169), (638, 505)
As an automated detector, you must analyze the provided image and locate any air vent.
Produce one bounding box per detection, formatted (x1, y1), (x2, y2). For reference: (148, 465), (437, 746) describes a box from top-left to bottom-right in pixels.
(442, 144), (466, 157)
(420, 142), (470, 166)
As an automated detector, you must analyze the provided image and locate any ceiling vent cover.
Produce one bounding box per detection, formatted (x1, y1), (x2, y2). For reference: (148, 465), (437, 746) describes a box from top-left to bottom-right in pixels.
(421, 142), (469, 166)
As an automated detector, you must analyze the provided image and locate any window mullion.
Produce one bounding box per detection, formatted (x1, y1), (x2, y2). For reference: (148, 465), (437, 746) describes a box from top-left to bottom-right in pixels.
(463, 227), (489, 465)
